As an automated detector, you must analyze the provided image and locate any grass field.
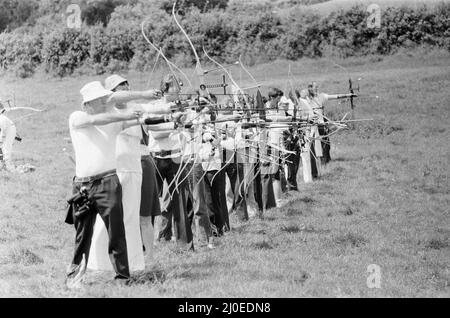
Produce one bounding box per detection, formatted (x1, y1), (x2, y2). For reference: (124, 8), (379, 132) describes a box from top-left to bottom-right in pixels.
(0, 48), (449, 298)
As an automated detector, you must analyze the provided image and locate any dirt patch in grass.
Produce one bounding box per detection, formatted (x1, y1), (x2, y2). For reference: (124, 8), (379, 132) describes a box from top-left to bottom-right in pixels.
(339, 206), (357, 216)
(7, 248), (44, 266)
(251, 241), (274, 250)
(293, 271), (311, 285)
(286, 208), (302, 216)
(129, 270), (167, 285)
(299, 196), (315, 204)
(280, 225), (301, 234)
(334, 233), (368, 248)
(425, 239), (449, 250)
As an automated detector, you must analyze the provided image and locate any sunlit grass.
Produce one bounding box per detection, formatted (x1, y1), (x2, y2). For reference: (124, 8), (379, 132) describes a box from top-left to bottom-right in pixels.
(0, 49), (449, 297)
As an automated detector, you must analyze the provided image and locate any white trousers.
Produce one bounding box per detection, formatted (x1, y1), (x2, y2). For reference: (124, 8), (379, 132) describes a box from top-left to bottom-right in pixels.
(87, 172), (145, 272)
(1, 124), (16, 165)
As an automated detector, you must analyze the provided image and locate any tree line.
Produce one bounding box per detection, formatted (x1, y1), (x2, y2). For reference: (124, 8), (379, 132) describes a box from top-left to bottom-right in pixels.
(0, 0), (448, 78)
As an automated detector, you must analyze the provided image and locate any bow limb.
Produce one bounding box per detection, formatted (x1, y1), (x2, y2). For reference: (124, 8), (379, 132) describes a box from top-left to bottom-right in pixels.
(7, 105), (50, 123)
(202, 46), (245, 97)
(7, 106), (46, 112)
(141, 20), (195, 91)
(238, 55), (260, 89)
(172, 2), (205, 85)
(165, 57), (195, 91)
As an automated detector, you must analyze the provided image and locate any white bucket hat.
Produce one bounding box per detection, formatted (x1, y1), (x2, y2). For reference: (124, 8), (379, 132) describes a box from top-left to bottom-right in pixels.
(80, 81), (113, 105)
(105, 75), (128, 91)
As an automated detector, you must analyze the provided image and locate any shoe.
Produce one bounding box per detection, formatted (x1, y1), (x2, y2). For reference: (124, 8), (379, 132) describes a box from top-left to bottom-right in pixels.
(207, 243), (216, 250)
(114, 277), (131, 287)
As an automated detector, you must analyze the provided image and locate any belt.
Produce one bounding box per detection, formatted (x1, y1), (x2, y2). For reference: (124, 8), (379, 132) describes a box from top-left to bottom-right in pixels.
(152, 150), (182, 158)
(74, 169), (116, 184)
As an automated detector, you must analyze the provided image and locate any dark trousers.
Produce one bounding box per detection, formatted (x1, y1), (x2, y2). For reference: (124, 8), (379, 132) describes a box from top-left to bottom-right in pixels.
(71, 174), (130, 279)
(186, 163), (213, 245)
(319, 125), (331, 164)
(225, 162), (248, 221)
(310, 145), (319, 179)
(287, 151), (301, 191)
(140, 155), (161, 219)
(252, 162), (264, 214)
(155, 158), (193, 249)
(261, 173), (277, 210)
(205, 170), (227, 234)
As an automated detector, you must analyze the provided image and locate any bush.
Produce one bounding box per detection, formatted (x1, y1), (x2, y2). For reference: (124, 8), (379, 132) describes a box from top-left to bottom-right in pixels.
(1, 1), (449, 77)
(42, 28), (91, 76)
(0, 30), (42, 77)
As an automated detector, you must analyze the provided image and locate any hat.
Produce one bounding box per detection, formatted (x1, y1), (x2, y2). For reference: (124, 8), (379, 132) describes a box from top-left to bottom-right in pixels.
(104, 75), (128, 91)
(80, 81), (113, 105)
(268, 88), (282, 98)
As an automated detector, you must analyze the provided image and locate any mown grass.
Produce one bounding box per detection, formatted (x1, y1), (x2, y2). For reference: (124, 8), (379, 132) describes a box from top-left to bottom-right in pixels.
(0, 49), (449, 297)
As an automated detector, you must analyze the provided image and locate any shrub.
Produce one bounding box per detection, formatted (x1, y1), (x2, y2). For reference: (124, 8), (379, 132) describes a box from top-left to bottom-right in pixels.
(0, 30), (42, 77)
(1, 1), (449, 77)
(42, 28), (91, 76)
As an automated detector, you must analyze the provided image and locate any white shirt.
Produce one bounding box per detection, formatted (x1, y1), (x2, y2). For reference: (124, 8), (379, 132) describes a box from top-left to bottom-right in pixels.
(200, 124), (223, 171)
(279, 96), (295, 115)
(266, 110), (290, 148)
(147, 127), (182, 157)
(298, 98), (315, 119)
(69, 111), (122, 178)
(146, 99), (181, 157)
(309, 93), (329, 123)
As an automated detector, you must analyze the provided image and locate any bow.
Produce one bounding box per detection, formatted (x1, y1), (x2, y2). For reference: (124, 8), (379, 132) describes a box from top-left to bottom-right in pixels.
(4, 101), (50, 123)
(141, 20), (194, 91)
(238, 55), (261, 89)
(172, 1), (205, 86)
(329, 59), (360, 120)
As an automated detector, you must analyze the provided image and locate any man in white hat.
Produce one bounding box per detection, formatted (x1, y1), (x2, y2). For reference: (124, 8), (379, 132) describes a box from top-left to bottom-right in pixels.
(0, 99), (17, 172)
(87, 75), (173, 273)
(66, 81), (162, 287)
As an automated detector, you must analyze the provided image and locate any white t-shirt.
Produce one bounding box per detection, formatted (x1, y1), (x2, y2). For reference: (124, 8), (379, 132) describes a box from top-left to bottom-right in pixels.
(69, 111), (122, 178)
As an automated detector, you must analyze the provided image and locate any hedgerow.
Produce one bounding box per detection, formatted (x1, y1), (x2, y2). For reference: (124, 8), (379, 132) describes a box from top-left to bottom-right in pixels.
(0, 2), (449, 78)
